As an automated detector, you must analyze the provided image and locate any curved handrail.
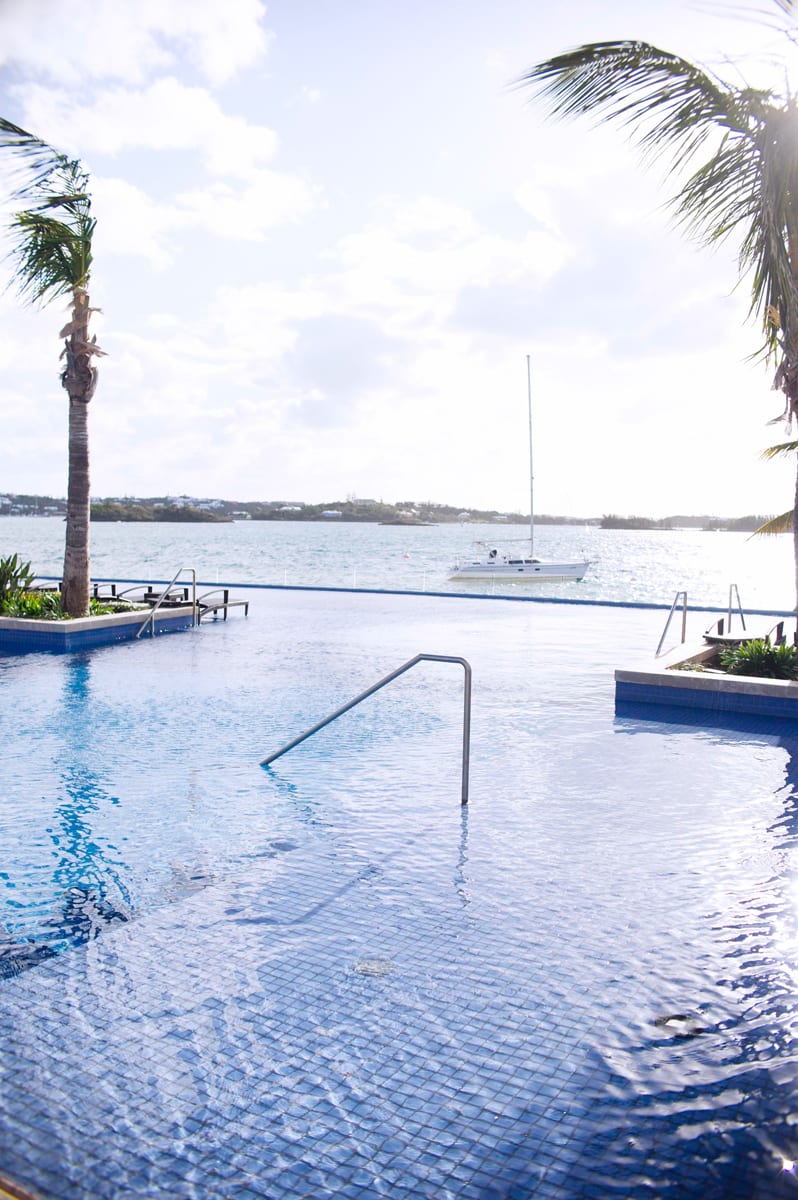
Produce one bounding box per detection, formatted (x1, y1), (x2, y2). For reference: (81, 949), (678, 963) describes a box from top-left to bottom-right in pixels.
(765, 619), (787, 645)
(136, 566), (197, 637)
(260, 653), (472, 804)
(655, 591), (688, 658)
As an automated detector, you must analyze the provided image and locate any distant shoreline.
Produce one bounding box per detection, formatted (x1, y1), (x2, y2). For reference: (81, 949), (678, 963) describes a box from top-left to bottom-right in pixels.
(0, 493), (774, 533)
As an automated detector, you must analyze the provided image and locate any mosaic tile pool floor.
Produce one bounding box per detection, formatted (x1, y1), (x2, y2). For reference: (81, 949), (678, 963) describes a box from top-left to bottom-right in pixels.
(1, 589), (798, 1198)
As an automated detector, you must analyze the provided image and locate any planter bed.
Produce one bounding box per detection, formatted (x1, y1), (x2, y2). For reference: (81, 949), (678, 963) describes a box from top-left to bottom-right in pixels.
(0, 606), (195, 655)
(615, 638), (798, 721)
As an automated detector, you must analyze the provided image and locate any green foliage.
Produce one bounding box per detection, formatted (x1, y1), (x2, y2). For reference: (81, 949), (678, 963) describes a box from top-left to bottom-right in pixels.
(719, 638), (798, 679)
(0, 123), (93, 305)
(753, 443), (798, 535)
(0, 553), (35, 605)
(89, 598), (142, 615)
(3, 589), (63, 618)
(0, 587), (144, 620)
(754, 510), (794, 535)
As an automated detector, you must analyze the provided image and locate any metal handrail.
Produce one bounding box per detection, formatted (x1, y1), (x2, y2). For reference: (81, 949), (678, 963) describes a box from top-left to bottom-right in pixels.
(659, 584), (749, 656)
(728, 583), (746, 633)
(655, 591), (688, 658)
(136, 566), (197, 638)
(260, 653), (473, 804)
(703, 583), (748, 640)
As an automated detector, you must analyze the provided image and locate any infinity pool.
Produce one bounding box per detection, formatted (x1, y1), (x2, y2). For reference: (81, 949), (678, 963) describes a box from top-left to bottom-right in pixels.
(1, 588), (797, 1198)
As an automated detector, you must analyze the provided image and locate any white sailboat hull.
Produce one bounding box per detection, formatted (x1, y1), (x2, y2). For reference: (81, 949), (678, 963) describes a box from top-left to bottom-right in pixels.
(449, 557), (589, 582)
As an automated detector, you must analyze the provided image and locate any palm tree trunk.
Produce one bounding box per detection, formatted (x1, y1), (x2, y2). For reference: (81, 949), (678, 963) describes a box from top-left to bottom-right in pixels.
(794, 453), (798, 617)
(61, 397), (90, 616)
(60, 287), (96, 617)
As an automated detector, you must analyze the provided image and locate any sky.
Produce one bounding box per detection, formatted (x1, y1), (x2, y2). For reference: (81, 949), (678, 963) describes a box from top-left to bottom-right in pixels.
(0, 0), (797, 518)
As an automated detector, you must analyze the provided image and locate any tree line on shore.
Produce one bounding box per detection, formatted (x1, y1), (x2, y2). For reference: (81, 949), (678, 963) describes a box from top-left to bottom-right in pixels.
(0, 493), (774, 530)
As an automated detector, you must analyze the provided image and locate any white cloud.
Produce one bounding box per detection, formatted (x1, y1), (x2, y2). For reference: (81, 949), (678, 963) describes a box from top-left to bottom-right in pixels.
(0, 0), (271, 86)
(91, 167), (320, 266)
(0, 0), (793, 517)
(212, 282), (328, 359)
(513, 181), (563, 236)
(174, 171), (320, 240)
(299, 86), (322, 105)
(329, 195), (570, 330)
(91, 177), (181, 268)
(15, 78), (279, 180)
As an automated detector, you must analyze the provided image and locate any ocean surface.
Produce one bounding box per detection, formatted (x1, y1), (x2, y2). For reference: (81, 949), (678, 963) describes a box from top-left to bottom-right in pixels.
(1, 515), (794, 613)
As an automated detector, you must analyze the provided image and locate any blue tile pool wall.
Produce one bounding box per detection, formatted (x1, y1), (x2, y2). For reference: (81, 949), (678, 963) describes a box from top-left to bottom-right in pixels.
(0, 609), (194, 654)
(616, 677), (798, 721)
(2, 591), (798, 1198)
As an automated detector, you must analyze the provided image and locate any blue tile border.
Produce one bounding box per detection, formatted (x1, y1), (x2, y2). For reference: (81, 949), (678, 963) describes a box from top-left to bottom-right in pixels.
(0, 607), (194, 655)
(615, 677), (798, 720)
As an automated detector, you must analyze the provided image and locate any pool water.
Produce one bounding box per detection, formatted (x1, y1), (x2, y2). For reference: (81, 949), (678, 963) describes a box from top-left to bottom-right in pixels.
(1, 589), (797, 1198)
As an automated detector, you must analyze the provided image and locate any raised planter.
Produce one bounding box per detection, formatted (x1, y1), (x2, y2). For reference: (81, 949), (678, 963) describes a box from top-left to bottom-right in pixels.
(615, 640), (798, 721)
(0, 606), (195, 655)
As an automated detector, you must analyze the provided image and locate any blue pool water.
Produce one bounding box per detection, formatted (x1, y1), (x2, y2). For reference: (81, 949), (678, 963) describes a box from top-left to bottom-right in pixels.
(1, 589), (798, 1198)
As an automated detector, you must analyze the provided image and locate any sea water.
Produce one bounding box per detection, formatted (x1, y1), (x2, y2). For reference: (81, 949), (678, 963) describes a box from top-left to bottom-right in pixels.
(0, 515), (793, 611)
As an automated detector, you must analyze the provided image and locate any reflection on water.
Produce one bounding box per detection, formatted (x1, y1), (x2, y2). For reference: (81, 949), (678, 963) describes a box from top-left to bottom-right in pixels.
(589, 711), (798, 1196)
(454, 804), (470, 908)
(0, 657), (133, 977)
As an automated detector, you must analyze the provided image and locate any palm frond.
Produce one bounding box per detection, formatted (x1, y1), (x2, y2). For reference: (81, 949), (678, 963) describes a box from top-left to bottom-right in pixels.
(8, 211), (94, 299)
(519, 41), (798, 363)
(0, 117), (66, 202)
(761, 439), (798, 458)
(519, 42), (761, 158)
(754, 510), (794, 533)
(739, 103), (798, 348)
(0, 120), (93, 305)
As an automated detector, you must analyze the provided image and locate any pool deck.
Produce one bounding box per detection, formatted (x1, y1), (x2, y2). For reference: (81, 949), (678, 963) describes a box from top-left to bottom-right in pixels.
(2, 589), (798, 1199)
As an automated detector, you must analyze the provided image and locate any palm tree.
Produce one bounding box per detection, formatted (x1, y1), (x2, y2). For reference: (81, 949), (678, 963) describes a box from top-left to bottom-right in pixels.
(0, 118), (103, 616)
(519, 34), (798, 608)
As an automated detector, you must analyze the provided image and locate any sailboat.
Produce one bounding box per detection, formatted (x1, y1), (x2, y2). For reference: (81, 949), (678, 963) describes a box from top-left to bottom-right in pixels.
(449, 356), (590, 583)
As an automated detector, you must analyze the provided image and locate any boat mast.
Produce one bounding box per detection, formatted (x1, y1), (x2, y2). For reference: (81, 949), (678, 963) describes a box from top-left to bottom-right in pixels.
(527, 354), (534, 558)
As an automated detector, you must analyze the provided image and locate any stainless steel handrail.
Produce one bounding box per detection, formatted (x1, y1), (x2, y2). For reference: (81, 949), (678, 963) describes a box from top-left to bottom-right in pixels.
(703, 583), (748, 640)
(660, 583), (749, 656)
(728, 583), (746, 632)
(136, 566), (197, 638)
(655, 591), (688, 658)
(260, 653), (473, 804)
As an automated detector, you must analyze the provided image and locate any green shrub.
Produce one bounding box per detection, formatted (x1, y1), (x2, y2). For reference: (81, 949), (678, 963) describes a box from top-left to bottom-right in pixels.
(89, 598), (140, 615)
(3, 589), (63, 619)
(1, 589), (147, 620)
(0, 553), (35, 607)
(719, 638), (798, 680)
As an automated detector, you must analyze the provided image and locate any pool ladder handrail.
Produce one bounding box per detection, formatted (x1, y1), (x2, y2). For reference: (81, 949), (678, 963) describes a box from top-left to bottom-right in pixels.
(260, 653), (472, 804)
(655, 590), (688, 658)
(655, 584), (746, 657)
(702, 583), (747, 641)
(136, 566), (197, 637)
